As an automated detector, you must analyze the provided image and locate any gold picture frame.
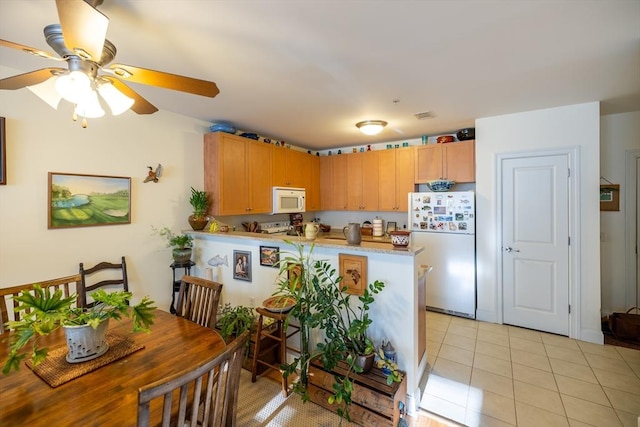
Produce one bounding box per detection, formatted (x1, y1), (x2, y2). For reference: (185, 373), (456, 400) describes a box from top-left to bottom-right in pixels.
(48, 172), (131, 229)
(339, 254), (367, 295)
(600, 184), (620, 211)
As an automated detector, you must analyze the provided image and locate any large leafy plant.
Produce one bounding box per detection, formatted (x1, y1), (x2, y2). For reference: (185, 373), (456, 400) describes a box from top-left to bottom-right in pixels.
(2, 286), (156, 374)
(216, 303), (255, 342)
(272, 241), (385, 422)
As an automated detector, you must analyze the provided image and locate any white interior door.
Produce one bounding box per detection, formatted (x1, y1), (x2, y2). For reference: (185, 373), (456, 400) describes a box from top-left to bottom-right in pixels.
(502, 154), (570, 335)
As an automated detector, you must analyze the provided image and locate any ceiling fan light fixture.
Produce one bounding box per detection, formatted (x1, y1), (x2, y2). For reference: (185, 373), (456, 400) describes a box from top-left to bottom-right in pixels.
(55, 70), (92, 104)
(27, 76), (62, 109)
(356, 120), (387, 135)
(97, 82), (134, 115)
(74, 90), (105, 119)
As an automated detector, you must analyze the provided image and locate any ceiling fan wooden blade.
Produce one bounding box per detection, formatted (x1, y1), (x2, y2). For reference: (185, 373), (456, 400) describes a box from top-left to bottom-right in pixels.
(0, 68), (64, 90)
(107, 63), (220, 98)
(0, 39), (62, 61)
(56, 0), (109, 62)
(104, 77), (159, 115)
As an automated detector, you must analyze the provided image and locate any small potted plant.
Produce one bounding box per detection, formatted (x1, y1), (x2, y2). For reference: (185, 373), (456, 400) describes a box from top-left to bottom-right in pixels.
(375, 348), (403, 385)
(216, 303), (256, 342)
(152, 226), (193, 263)
(188, 187), (210, 231)
(3, 286), (156, 374)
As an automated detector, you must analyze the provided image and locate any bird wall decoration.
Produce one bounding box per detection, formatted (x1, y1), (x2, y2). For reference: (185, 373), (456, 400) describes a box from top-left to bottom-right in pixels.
(143, 164), (162, 183)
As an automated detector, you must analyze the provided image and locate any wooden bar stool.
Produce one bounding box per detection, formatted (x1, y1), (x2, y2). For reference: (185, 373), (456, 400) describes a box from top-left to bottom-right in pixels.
(251, 307), (300, 397)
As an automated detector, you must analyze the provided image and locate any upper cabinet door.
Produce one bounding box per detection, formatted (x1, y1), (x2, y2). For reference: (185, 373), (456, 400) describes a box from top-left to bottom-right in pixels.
(204, 132), (272, 215)
(415, 140), (475, 183)
(443, 140), (475, 182)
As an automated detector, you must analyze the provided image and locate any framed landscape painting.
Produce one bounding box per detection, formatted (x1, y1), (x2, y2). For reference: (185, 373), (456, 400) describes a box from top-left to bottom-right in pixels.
(48, 172), (131, 229)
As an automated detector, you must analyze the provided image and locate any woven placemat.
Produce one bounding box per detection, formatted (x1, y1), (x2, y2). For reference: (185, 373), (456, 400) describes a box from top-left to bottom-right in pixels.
(26, 332), (144, 388)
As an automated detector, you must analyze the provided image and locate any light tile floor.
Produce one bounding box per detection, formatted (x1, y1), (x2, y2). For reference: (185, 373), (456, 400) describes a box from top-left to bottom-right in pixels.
(420, 311), (640, 427)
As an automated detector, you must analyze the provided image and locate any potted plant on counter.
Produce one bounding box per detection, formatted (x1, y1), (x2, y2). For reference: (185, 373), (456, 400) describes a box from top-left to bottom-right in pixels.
(152, 226), (193, 263)
(3, 286), (156, 374)
(188, 187), (210, 231)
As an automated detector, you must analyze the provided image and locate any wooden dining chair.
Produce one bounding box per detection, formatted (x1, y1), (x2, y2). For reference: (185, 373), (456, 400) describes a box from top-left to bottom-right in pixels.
(78, 256), (128, 308)
(137, 330), (250, 427)
(175, 275), (223, 329)
(0, 274), (82, 334)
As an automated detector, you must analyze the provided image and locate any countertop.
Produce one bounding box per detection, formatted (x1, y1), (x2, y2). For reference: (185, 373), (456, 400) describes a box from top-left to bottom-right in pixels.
(190, 230), (423, 256)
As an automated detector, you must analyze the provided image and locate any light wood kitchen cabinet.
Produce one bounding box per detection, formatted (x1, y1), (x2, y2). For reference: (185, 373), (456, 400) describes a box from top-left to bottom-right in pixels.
(319, 155), (348, 210)
(346, 151), (379, 211)
(415, 140), (475, 183)
(307, 156), (321, 211)
(378, 147), (415, 212)
(272, 147), (311, 188)
(204, 132), (272, 215)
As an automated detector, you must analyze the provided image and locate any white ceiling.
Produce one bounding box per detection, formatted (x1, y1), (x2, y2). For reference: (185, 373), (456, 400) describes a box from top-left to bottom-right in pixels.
(1, 0), (639, 150)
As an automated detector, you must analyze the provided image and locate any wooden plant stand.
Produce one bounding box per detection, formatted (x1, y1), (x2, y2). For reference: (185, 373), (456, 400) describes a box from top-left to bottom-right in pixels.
(308, 358), (407, 427)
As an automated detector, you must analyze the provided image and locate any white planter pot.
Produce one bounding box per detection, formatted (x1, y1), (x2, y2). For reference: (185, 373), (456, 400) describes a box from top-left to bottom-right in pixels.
(64, 319), (110, 363)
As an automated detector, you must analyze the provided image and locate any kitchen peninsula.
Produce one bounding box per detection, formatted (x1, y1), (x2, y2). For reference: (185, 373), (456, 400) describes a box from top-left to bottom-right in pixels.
(190, 230), (429, 413)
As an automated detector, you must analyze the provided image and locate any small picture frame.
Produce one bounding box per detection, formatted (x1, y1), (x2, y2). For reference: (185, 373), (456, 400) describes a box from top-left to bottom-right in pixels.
(287, 262), (302, 289)
(259, 245), (279, 268)
(339, 254), (367, 295)
(600, 184), (620, 211)
(233, 250), (252, 281)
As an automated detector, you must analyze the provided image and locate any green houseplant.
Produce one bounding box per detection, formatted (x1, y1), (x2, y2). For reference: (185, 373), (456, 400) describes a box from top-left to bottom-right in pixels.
(272, 241), (388, 421)
(3, 285), (156, 374)
(216, 303), (255, 342)
(152, 226), (193, 263)
(188, 187), (210, 231)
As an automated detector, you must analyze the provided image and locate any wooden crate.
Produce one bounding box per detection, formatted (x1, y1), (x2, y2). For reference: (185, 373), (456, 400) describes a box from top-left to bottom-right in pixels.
(308, 358), (407, 427)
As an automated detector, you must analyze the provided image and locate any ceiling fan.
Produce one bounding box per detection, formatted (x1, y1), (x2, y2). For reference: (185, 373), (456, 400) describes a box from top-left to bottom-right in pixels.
(0, 0), (219, 126)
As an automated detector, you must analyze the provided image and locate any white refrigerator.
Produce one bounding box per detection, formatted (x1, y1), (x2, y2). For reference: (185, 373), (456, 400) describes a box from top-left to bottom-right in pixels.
(408, 191), (476, 319)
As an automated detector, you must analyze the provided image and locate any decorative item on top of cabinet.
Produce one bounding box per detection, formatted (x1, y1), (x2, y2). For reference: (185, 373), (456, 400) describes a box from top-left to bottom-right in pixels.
(415, 139), (475, 184)
(204, 132), (272, 215)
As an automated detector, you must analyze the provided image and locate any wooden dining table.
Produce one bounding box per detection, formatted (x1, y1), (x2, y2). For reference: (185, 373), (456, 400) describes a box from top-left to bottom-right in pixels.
(0, 310), (226, 426)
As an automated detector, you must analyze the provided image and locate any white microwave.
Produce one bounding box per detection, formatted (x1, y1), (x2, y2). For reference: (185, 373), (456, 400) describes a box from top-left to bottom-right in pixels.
(272, 187), (306, 214)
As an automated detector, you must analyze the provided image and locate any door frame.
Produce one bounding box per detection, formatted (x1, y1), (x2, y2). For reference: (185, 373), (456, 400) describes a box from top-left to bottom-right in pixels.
(496, 147), (581, 339)
(625, 149), (640, 308)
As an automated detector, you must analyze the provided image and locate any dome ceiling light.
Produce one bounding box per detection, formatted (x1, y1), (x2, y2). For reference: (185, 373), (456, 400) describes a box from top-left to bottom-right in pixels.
(355, 120), (387, 136)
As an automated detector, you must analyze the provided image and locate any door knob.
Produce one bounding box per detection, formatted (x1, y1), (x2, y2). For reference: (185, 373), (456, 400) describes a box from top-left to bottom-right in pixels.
(504, 246), (520, 253)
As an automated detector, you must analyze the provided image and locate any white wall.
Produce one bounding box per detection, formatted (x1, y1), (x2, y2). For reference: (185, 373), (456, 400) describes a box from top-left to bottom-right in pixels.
(475, 102), (602, 343)
(0, 73), (209, 311)
(600, 111), (640, 314)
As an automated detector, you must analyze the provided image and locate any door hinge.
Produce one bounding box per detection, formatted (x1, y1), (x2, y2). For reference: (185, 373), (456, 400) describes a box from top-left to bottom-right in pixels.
(568, 236), (570, 246)
(568, 168), (571, 177)
(569, 305), (571, 314)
